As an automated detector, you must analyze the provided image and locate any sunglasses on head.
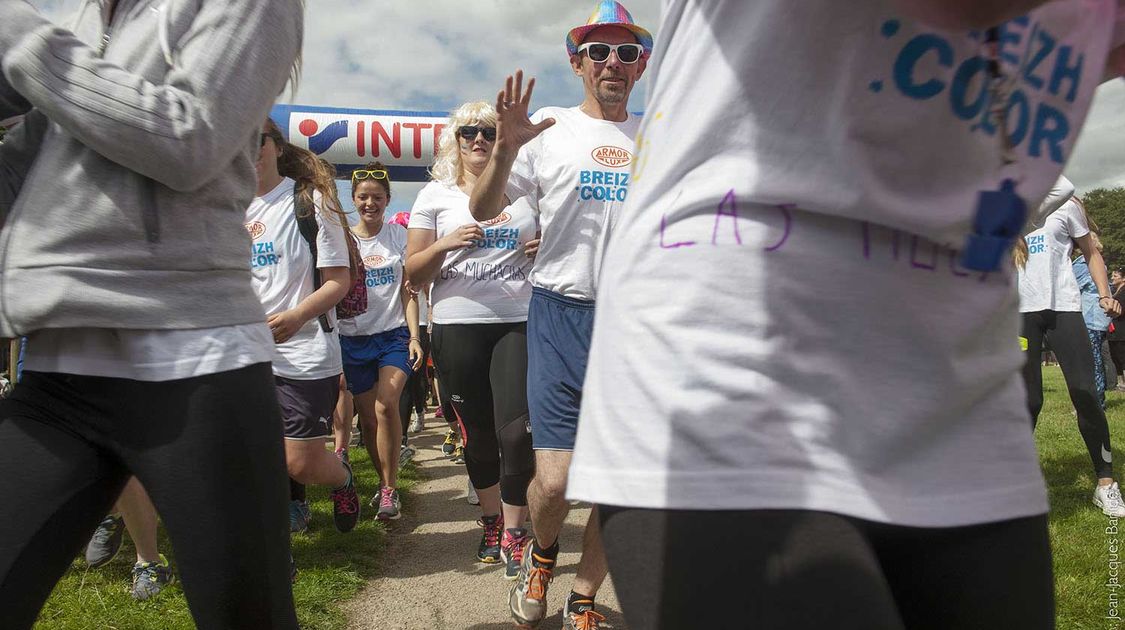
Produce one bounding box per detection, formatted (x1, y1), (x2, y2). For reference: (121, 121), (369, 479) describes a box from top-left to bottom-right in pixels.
(458, 125), (497, 142)
(577, 41), (643, 64)
(352, 169), (388, 182)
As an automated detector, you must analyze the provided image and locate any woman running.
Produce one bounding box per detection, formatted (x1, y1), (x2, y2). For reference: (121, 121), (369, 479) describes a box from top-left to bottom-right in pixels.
(249, 119), (361, 536)
(406, 101), (536, 576)
(339, 162), (423, 521)
(1019, 195), (1124, 514)
(0, 2), (303, 627)
(1072, 233), (1115, 408)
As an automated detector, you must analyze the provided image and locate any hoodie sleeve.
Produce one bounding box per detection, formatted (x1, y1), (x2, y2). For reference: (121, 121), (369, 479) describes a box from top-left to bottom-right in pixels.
(1028, 174), (1075, 230)
(0, 109), (47, 228)
(0, 0), (303, 192)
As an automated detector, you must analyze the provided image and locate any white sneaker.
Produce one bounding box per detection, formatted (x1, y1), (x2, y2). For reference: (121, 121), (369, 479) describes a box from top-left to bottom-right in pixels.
(408, 410), (424, 434)
(467, 479), (480, 506)
(1094, 482), (1125, 517)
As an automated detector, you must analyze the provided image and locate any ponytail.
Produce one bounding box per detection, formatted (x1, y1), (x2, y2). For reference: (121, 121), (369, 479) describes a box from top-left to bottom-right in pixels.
(262, 118), (347, 226)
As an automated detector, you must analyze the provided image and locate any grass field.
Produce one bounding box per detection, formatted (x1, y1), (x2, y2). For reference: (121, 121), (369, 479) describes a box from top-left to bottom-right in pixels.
(1039, 366), (1125, 630)
(33, 447), (418, 630)
(29, 368), (1125, 629)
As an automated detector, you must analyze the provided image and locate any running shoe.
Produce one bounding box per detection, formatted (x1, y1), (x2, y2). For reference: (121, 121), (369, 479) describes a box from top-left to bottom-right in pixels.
(1095, 482), (1125, 517)
(435, 406), (445, 420)
(477, 514), (504, 564)
(85, 514), (124, 568)
(509, 541), (553, 628)
(335, 446), (350, 466)
(289, 499), (311, 534)
(409, 409), (425, 434)
(501, 527), (530, 580)
(441, 429), (457, 456)
(376, 487), (401, 520)
(400, 442), (417, 467)
(131, 554), (174, 601)
(331, 460), (360, 533)
(563, 597), (606, 630)
(467, 479), (480, 506)
(453, 445), (466, 465)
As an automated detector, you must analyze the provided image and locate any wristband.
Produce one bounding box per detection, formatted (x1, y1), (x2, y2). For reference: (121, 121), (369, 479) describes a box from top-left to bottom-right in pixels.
(1101, 296), (1113, 301)
(410, 337), (420, 341)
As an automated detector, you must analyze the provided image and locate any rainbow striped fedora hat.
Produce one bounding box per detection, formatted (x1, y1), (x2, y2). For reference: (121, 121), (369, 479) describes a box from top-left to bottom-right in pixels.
(566, 0), (653, 57)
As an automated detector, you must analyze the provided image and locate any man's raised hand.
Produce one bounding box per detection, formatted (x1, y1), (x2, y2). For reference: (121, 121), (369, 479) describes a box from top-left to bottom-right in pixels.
(495, 69), (555, 155)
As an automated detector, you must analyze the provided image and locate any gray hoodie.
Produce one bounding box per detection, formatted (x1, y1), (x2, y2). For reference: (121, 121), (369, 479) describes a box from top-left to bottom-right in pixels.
(0, 0), (303, 337)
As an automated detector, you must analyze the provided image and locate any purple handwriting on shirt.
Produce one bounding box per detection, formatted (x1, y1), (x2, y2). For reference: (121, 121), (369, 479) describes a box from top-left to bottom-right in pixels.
(660, 189), (792, 252)
(861, 222), (994, 283)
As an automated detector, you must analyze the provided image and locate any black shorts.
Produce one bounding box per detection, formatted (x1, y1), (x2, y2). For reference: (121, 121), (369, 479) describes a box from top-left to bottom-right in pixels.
(275, 374), (339, 440)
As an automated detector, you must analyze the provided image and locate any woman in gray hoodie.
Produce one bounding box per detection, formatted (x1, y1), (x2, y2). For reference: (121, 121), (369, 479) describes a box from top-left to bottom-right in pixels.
(0, 1), (304, 628)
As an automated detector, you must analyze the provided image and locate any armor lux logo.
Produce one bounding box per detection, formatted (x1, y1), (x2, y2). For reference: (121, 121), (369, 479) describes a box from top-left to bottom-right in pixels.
(363, 255), (387, 267)
(591, 146), (632, 168)
(481, 211), (512, 227)
(245, 221), (266, 240)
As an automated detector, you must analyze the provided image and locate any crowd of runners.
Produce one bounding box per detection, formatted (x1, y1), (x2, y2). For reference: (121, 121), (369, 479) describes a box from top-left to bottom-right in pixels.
(3, 0), (1125, 629)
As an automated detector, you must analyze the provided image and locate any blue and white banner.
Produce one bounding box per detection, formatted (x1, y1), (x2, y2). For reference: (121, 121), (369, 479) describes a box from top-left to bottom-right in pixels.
(270, 105), (450, 182)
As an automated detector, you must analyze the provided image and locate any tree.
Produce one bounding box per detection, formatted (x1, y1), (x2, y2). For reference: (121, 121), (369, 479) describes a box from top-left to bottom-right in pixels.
(1082, 187), (1125, 272)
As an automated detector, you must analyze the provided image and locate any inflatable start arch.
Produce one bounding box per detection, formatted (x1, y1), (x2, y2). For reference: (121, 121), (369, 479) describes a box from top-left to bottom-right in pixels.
(270, 105), (450, 183)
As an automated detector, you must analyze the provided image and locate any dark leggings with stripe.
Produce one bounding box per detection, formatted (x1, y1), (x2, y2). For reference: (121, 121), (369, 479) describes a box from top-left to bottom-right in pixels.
(600, 507), (1053, 630)
(431, 322), (533, 505)
(1022, 310), (1113, 478)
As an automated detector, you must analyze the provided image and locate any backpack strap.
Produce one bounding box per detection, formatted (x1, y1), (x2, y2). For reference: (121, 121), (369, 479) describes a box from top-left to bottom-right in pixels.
(293, 182), (332, 333)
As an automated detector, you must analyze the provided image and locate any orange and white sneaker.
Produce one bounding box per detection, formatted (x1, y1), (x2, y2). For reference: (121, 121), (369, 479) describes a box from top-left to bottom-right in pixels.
(563, 597), (605, 630)
(508, 540), (553, 628)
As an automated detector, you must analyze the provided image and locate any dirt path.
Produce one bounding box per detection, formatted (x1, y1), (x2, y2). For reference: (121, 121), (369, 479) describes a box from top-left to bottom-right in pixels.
(343, 415), (626, 630)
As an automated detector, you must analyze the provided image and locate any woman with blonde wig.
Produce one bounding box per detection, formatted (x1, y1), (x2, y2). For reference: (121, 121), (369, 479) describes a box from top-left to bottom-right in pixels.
(406, 102), (538, 575)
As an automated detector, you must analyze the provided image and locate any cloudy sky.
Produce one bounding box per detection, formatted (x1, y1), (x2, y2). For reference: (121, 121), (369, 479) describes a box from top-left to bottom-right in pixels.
(24, 0), (1125, 201)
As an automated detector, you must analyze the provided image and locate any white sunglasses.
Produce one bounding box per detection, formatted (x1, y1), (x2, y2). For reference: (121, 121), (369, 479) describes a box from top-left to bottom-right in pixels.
(576, 41), (644, 64)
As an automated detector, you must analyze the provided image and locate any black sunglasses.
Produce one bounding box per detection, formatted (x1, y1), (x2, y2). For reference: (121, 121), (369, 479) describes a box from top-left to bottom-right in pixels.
(458, 125), (497, 142)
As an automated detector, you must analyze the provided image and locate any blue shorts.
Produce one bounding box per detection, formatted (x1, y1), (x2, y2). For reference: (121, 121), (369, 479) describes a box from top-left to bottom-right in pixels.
(341, 327), (413, 395)
(527, 287), (594, 451)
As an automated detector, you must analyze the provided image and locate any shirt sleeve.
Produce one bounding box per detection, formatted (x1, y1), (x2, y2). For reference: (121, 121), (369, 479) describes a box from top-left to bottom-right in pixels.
(313, 190), (350, 269)
(1064, 199), (1091, 240)
(407, 185), (437, 230)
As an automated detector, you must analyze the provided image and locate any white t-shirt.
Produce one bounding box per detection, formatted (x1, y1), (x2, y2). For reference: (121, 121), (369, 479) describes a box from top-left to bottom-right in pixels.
(506, 106), (640, 300)
(409, 181), (534, 324)
(245, 177), (350, 380)
(1018, 199), (1088, 313)
(22, 324), (274, 382)
(338, 223), (408, 337)
(569, 0), (1122, 527)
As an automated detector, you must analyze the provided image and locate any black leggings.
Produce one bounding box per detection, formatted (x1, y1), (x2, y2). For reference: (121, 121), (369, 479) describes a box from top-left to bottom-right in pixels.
(399, 325), (430, 434)
(599, 507), (1053, 630)
(1022, 310), (1113, 478)
(0, 366), (297, 629)
(431, 322), (533, 505)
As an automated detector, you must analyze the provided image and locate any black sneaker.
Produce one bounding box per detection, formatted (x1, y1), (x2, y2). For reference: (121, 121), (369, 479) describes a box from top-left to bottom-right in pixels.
(501, 527), (530, 580)
(131, 554), (175, 601)
(85, 514), (124, 568)
(441, 429), (457, 456)
(477, 514), (504, 564)
(331, 460), (360, 533)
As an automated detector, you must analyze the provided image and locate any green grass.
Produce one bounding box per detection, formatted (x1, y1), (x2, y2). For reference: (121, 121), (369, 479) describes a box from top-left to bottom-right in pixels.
(34, 448), (418, 630)
(1039, 366), (1125, 630)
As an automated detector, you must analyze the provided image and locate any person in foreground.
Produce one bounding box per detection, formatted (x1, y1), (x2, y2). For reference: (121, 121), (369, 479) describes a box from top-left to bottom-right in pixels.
(567, 1), (1125, 629)
(0, 1), (303, 628)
